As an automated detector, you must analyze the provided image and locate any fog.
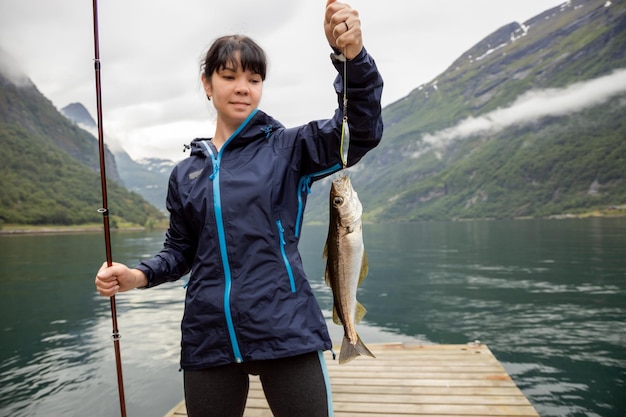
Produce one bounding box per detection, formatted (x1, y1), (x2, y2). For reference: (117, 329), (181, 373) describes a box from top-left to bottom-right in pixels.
(422, 68), (626, 149)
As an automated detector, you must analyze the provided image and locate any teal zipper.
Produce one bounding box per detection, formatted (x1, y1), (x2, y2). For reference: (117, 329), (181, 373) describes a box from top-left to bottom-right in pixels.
(295, 163), (342, 238)
(276, 219), (296, 293)
(201, 109), (258, 363)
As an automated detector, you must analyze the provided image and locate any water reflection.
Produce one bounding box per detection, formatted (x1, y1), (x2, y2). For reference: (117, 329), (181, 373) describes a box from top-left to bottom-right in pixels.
(1, 219), (625, 417)
(329, 220), (626, 417)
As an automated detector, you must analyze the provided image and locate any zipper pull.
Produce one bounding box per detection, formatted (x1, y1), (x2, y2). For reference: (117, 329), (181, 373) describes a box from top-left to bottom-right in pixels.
(209, 161), (219, 181)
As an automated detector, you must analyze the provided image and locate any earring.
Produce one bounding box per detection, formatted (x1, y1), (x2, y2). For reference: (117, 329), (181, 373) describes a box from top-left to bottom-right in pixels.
(206, 95), (212, 101)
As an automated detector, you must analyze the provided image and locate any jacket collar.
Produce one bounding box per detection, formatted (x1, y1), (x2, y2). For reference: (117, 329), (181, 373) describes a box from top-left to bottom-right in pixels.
(188, 110), (283, 157)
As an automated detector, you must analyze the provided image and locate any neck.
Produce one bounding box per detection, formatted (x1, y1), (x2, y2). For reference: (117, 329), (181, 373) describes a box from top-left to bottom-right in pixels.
(211, 122), (236, 151)
(211, 110), (257, 151)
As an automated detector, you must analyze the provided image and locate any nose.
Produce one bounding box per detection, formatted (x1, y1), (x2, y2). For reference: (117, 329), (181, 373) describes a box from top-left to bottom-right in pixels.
(235, 78), (249, 95)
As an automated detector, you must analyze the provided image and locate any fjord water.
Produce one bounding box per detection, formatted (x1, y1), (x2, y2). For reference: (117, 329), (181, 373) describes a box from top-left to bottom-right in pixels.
(0, 218), (624, 417)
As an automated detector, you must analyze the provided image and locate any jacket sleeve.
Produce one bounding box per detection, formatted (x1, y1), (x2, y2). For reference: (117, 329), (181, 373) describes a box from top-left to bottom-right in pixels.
(297, 47), (384, 176)
(135, 165), (196, 288)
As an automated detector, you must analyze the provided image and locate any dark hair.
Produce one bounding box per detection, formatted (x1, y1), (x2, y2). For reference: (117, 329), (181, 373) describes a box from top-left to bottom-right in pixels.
(201, 35), (267, 81)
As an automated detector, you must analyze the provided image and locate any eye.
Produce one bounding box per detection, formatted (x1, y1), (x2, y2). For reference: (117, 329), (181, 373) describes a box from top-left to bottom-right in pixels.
(217, 68), (236, 80)
(333, 197), (343, 205)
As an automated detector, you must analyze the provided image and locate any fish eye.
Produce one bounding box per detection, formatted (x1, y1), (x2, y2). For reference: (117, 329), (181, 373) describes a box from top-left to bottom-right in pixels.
(333, 197), (343, 205)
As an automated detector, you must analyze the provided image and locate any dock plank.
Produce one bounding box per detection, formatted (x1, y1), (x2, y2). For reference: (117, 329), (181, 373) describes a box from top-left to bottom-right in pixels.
(164, 343), (539, 417)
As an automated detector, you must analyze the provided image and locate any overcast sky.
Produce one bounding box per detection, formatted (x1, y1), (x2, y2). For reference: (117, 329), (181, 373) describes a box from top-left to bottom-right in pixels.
(1, 0), (566, 161)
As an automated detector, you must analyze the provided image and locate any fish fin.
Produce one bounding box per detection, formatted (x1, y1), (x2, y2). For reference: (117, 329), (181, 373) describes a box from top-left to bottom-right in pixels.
(324, 266), (332, 287)
(357, 248), (369, 286)
(323, 242), (333, 287)
(355, 301), (367, 323)
(332, 306), (342, 325)
(338, 333), (376, 365)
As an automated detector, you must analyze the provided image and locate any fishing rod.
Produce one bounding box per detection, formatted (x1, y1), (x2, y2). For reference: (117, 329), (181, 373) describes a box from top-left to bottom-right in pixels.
(91, 0), (128, 416)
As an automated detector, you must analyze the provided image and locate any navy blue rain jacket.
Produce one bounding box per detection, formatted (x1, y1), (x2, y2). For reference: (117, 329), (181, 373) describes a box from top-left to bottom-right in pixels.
(136, 48), (383, 370)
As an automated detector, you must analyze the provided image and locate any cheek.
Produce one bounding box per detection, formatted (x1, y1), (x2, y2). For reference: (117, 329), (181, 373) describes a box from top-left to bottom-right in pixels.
(253, 85), (263, 100)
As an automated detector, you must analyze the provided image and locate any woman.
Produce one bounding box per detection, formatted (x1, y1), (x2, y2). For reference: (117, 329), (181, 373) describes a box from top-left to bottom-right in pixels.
(95, 1), (383, 416)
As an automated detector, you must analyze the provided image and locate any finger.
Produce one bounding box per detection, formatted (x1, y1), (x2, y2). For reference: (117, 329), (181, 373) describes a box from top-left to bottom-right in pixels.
(98, 288), (119, 297)
(334, 19), (361, 48)
(327, 7), (355, 32)
(334, 18), (352, 39)
(96, 265), (114, 282)
(325, 1), (346, 24)
(96, 275), (118, 289)
(95, 276), (119, 296)
(97, 261), (124, 279)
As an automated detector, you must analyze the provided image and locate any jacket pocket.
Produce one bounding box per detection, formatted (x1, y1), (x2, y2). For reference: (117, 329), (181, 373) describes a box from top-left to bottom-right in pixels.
(276, 219), (296, 293)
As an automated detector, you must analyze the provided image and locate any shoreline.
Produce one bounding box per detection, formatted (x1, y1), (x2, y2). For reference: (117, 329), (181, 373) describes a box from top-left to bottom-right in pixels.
(2, 211), (625, 235)
(0, 225), (151, 236)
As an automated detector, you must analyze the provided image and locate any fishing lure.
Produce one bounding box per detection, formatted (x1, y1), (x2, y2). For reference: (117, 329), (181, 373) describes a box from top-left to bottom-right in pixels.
(339, 49), (349, 169)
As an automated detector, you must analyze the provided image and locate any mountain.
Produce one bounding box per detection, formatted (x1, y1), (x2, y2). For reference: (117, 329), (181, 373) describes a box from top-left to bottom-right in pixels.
(305, 0), (626, 223)
(3, 0), (624, 227)
(0, 67), (164, 227)
(0, 80), (121, 185)
(61, 102), (174, 211)
(112, 152), (174, 211)
(61, 102), (97, 129)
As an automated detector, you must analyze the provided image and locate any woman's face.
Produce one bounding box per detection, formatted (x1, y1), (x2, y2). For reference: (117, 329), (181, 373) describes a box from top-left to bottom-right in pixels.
(202, 53), (263, 129)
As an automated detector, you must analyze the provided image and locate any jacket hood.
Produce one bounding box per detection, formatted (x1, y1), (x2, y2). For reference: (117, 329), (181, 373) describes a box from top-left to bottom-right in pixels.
(188, 110), (285, 157)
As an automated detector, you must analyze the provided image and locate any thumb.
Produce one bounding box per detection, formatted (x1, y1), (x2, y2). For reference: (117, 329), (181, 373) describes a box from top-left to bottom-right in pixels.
(326, 0), (337, 6)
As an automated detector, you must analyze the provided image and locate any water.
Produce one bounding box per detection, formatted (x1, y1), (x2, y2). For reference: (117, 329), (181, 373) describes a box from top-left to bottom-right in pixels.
(1, 218), (625, 417)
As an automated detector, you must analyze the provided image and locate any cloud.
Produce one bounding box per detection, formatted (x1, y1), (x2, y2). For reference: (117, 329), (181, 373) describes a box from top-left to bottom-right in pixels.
(1, 0), (566, 160)
(0, 46), (31, 87)
(422, 69), (626, 149)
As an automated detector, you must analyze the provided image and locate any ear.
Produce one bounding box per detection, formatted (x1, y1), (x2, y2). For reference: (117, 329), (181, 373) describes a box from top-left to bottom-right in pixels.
(201, 73), (212, 98)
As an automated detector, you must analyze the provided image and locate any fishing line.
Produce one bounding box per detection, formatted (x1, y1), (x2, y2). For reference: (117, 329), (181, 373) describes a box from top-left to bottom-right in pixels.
(340, 46), (349, 170)
(91, 0), (127, 415)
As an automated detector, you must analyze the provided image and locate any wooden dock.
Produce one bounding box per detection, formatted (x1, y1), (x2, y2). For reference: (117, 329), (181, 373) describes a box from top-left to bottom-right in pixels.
(164, 343), (539, 417)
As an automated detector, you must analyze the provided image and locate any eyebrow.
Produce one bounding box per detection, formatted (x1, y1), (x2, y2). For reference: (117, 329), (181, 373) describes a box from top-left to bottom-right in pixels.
(218, 65), (262, 77)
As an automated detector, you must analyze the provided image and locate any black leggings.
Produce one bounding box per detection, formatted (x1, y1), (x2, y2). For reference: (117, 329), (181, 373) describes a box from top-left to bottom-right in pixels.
(183, 351), (333, 417)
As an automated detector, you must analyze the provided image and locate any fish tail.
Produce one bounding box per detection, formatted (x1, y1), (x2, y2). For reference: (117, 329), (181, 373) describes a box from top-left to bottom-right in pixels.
(338, 333), (376, 364)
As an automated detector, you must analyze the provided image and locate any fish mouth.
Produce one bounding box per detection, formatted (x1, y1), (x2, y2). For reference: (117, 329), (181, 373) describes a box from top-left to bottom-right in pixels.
(331, 175), (352, 193)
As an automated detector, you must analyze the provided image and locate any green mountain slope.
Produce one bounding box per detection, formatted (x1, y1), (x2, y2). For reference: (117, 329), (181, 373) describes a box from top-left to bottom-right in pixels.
(61, 102), (173, 212)
(306, 0), (626, 223)
(0, 72), (164, 227)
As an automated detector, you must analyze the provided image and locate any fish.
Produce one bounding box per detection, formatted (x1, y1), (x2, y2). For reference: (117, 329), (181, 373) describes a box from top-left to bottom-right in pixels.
(323, 175), (375, 364)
